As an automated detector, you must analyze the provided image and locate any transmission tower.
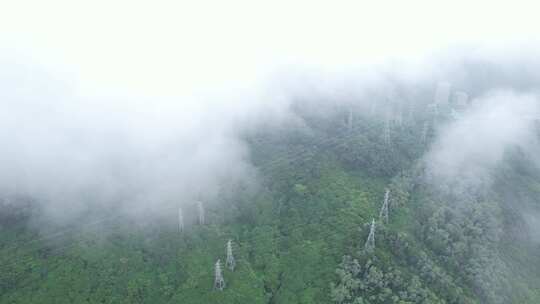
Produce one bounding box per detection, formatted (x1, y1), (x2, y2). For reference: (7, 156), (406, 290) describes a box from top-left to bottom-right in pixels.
(214, 259), (225, 291)
(427, 102), (438, 118)
(369, 101), (377, 115)
(383, 118), (391, 146)
(406, 101), (414, 123)
(178, 207), (184, 233)
(379, 189), (390, 224)
(421, 121), (429, 144)
(197, 201), (205, 225)
(347, 107), (354, 132)
(226, 239), (236, 271)
(434, 82), (451, 105)
(364, 218), (376, 252)
(453, 91), (469, 108)
(396, 107), (403, 127)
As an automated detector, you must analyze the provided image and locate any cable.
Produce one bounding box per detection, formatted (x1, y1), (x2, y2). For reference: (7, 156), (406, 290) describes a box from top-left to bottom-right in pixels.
(1, 119), (416, 272)
(0, 125), (375, 257)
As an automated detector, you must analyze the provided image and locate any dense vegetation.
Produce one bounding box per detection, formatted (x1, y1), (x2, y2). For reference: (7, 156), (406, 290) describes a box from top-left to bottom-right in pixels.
(1, 95), (540, 303)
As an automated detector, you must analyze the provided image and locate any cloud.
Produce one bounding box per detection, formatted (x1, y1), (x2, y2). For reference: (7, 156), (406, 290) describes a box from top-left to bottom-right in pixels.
(0, 57), (289, 223)
(425, 90), (540, 195)
(1, 1), (540, 228)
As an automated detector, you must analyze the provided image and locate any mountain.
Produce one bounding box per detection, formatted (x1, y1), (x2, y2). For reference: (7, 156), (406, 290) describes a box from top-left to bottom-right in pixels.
(1, 88), (540, 304)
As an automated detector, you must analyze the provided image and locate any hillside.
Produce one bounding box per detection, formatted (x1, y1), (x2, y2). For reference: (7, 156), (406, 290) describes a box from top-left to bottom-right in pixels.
(1, 95), (540, 304)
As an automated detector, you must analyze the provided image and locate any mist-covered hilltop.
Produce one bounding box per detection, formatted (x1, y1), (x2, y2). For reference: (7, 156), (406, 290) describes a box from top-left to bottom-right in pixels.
(1, 58), (540, 304)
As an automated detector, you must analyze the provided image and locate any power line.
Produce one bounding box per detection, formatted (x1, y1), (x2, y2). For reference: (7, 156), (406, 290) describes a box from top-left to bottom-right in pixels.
(0, 203), (378, 272)
(1, 125), (382, 256)
(1, 112), (428, 272)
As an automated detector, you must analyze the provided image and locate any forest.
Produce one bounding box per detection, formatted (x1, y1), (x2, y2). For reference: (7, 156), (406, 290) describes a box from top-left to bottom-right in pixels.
(1, 76), (540, 304)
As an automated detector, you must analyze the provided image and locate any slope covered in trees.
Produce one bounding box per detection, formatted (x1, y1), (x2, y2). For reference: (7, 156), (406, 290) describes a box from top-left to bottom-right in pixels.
(1, 88), (540, 304)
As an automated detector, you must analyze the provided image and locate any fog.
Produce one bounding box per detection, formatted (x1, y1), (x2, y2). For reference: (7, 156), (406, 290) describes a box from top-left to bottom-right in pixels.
(426, 90), (540, 194)
(3, 53), (540, 227)
(2, 2), (540, 231)
(0, 56), (311, 225)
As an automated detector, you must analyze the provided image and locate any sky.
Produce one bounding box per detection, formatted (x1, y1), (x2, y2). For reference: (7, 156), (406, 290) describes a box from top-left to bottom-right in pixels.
(1, 0), (539, 98)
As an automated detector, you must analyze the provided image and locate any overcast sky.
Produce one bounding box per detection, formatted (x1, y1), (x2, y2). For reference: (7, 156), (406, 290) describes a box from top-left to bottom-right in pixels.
(2, 0), (538, 99)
